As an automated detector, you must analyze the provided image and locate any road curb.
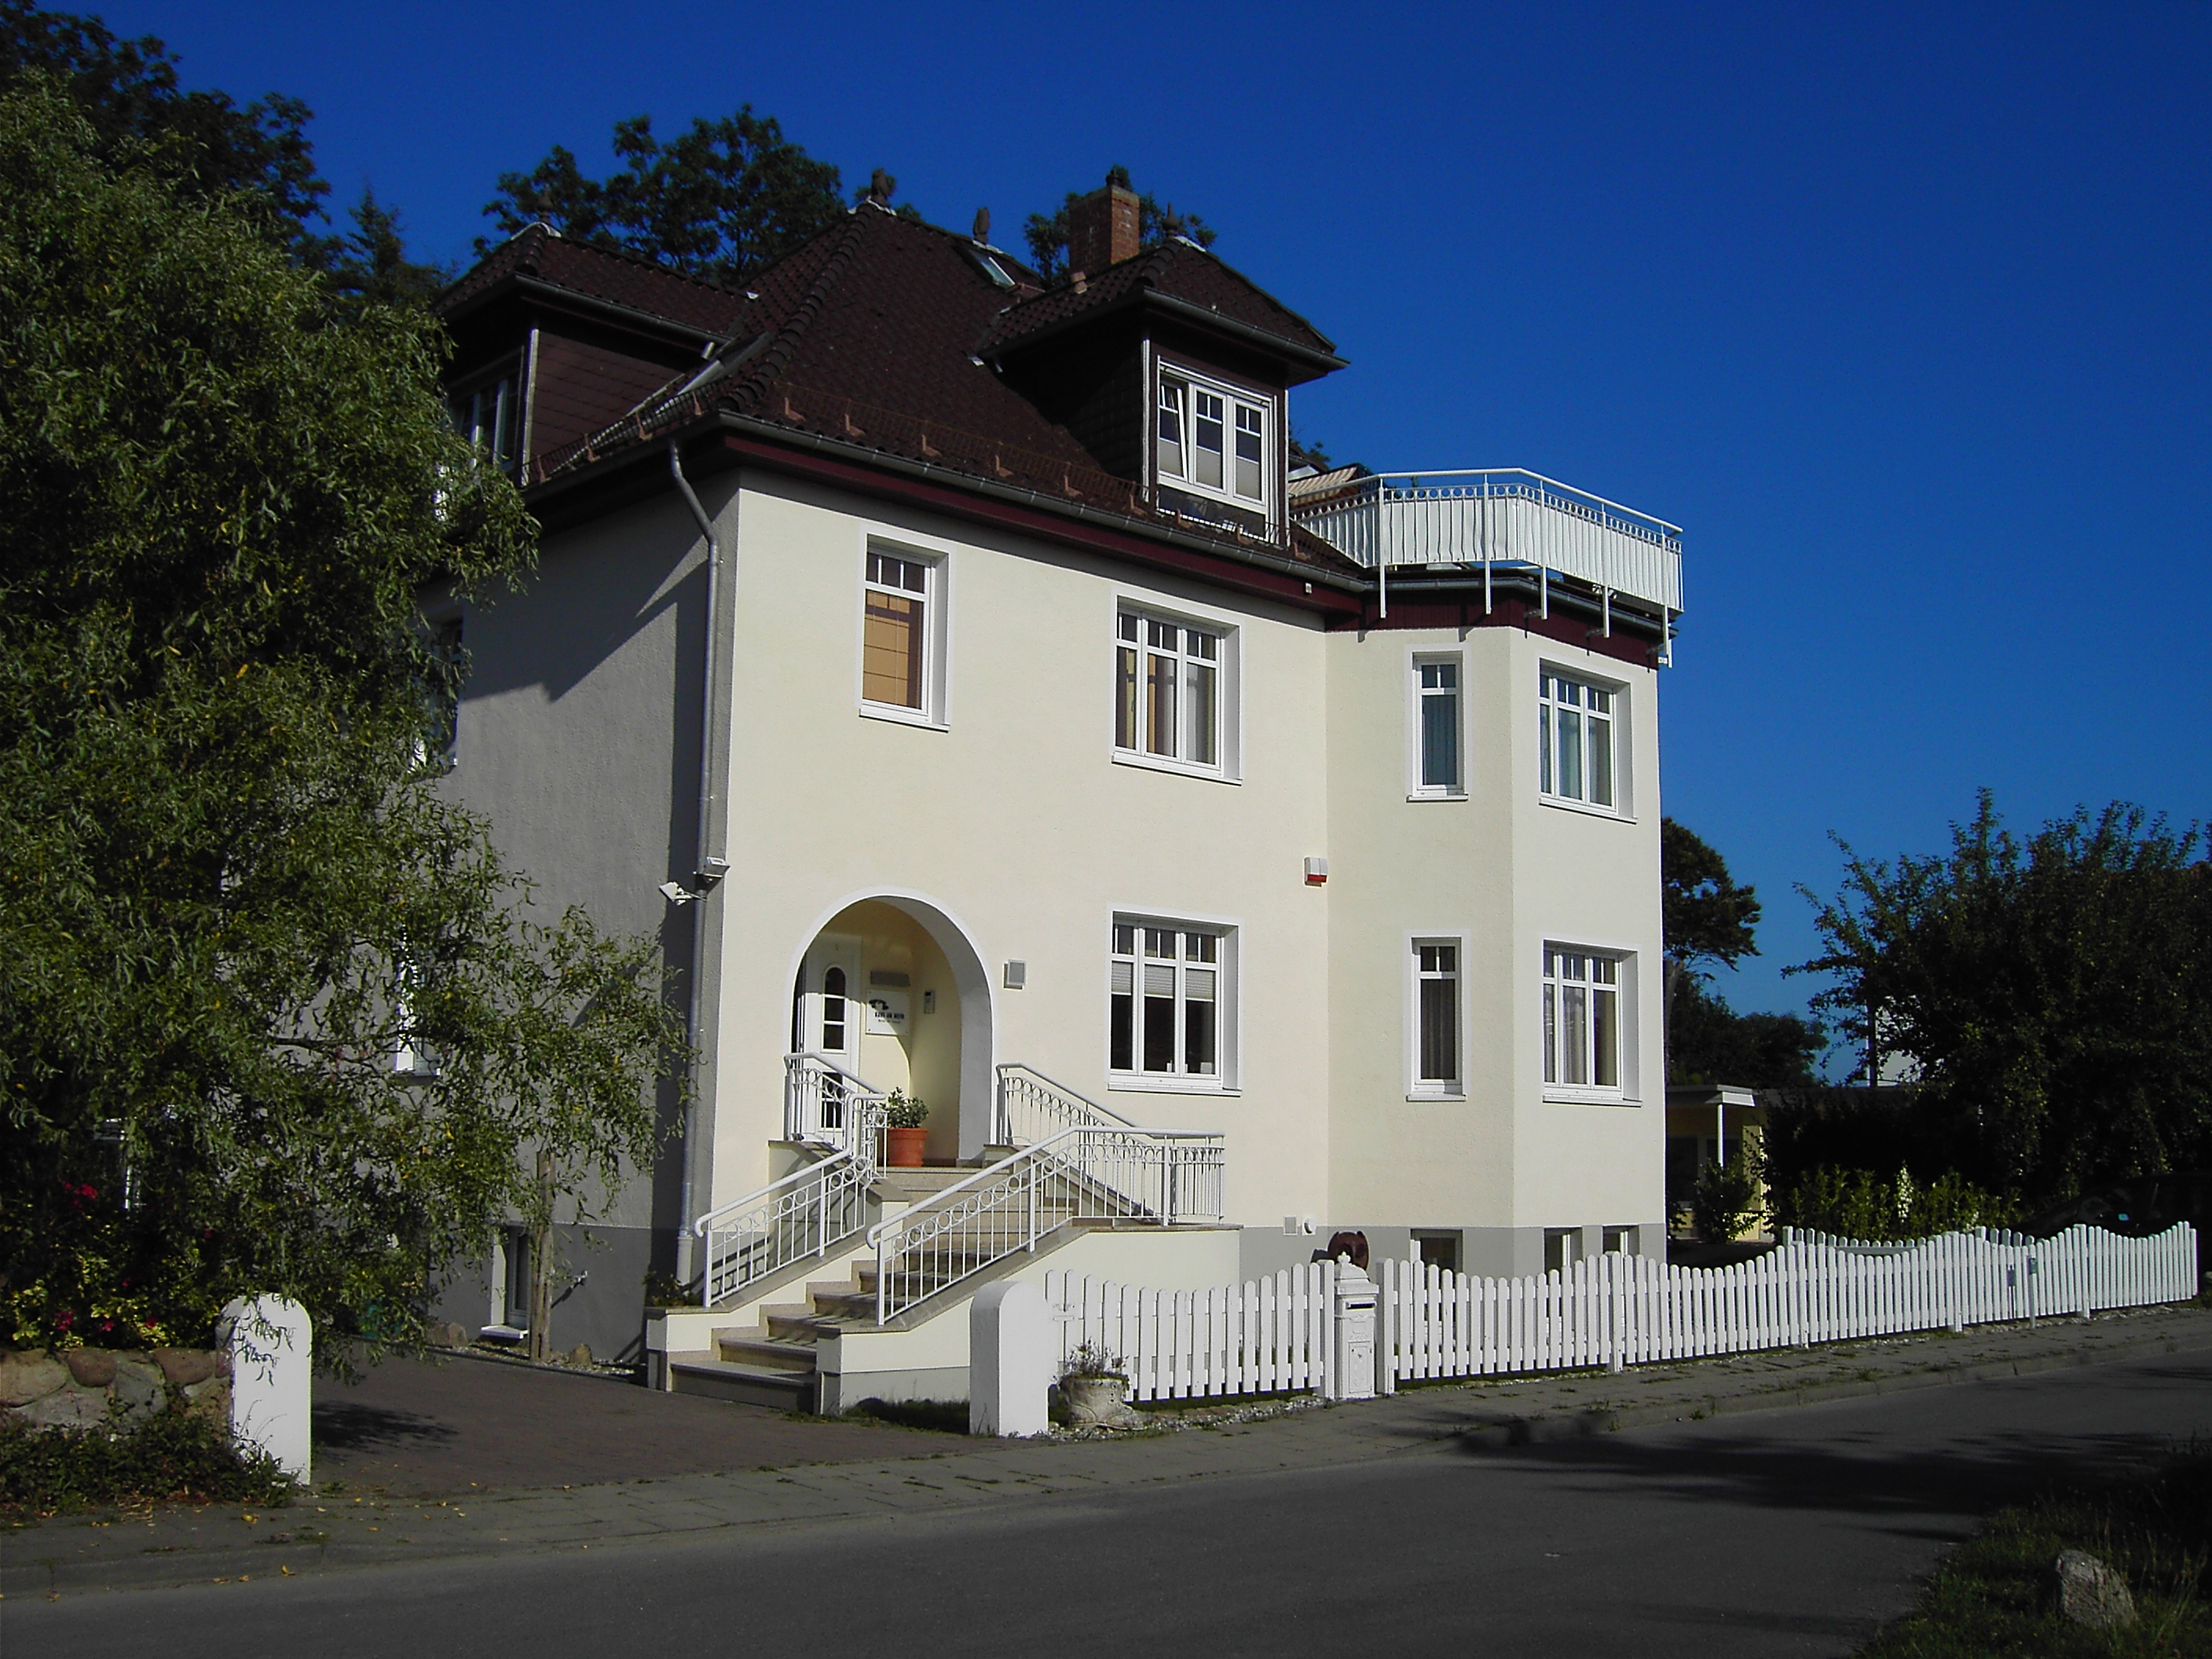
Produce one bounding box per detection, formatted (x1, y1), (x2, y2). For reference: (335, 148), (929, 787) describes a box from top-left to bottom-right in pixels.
(1445, 1326), (2212, 1452)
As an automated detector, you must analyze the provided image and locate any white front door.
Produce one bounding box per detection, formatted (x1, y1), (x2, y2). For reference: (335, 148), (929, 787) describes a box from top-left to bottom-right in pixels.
(798, 936), (863, 1076)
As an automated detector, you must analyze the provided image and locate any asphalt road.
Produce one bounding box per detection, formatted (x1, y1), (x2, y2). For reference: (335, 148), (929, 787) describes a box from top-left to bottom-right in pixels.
(15, 1348), (2212, 1657)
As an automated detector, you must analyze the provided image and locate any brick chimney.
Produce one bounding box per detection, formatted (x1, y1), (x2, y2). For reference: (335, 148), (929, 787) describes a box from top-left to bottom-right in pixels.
(1068, 173), (1141, 274)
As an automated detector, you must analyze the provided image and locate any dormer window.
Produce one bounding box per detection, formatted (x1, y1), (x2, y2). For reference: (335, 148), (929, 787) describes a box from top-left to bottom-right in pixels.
(449, 364), (522, 476)
(1154, 364), (1272, 518)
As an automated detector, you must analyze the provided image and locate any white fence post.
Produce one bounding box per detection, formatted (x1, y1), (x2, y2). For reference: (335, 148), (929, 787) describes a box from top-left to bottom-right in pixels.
(221, 1295), (312, 1485)
(970, 1280), (1049, 1437)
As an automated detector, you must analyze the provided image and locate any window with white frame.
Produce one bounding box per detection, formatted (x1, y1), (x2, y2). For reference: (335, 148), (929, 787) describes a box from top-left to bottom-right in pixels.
(1115, 610), (1224, 771)
(1539, 667), (1618, 809)
(1155, 366), (1270, 514)
(1412, 939), (1461, 1094)
(861, 547), (942, 722)
(1412, 657), (1463, 797)
(1110, 921), (1228, 1084)
(449, 368), (521, 475)
(1543, 945), (1623, 1095)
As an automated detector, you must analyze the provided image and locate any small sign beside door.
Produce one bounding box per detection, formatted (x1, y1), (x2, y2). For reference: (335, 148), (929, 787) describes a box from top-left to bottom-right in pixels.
(866, 991), (910, 1036)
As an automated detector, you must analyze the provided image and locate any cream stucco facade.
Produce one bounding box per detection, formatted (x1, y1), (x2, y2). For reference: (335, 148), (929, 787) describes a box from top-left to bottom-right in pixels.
(441, 461), (1667, 1354)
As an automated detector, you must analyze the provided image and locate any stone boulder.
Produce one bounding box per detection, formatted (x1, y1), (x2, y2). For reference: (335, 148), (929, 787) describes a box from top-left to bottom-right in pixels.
(426, 1321), (472, 1350)
(564, 1343), (593, 1370)
(154, 1346), (225, 1386)
(2056, 1548), (2136, 1630)
(0, 1350), (68, 1407)
(17, 1383), (110, 1432)
(62, 1348), (118, 1389)
(110, 1354), (167, 1423)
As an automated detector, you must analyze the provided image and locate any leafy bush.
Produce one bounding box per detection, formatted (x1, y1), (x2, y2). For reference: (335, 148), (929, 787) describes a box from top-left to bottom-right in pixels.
(882, 1090), (929, 1130)
(0, 1401), (295, 1515)
(1782, 1165), (2017, 1240)
(1690, 1151), (1767, 1243)
(642, 1269), (700, 1309)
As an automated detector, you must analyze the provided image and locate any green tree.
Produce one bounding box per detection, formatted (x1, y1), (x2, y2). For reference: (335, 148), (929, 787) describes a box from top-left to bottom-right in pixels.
(1668, 979), (1823, 1087)
(0, 84), (685, 1359)
(1, 1), (328, 258)
(1024, 163), (1217, 282)
(482, 107), (847, 286)
(1661, 819), (1822, 1086)
(323, 185), (452, 317)
(1796, 792), (2212, 1203)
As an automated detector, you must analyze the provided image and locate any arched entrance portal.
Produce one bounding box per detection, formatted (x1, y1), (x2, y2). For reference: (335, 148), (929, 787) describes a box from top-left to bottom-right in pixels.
(788, 893), (995, 1163)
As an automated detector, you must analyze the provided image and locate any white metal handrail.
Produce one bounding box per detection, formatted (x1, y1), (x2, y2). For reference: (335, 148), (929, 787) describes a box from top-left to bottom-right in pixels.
(684, 1056), (891, 1309)
(1291, 467), (1683, 616)
(785, 1052), (890, 1163)
(865, 1124), (1225, 1324)
(692, 1150), (875, 1308)
(994, 1062), (1142, 1144)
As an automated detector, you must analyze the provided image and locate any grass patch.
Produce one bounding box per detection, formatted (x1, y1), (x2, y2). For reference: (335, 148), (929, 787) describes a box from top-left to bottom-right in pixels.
(842, 1397), (970, 1434)
(1, 1404), (296, 1517)
(1861, 1442), (2212, 1656)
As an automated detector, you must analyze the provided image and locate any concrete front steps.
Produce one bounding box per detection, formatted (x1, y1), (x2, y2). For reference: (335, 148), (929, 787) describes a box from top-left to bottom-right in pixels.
(663, 1218), (1247, 1415)
(656, 1161), (998, 1408)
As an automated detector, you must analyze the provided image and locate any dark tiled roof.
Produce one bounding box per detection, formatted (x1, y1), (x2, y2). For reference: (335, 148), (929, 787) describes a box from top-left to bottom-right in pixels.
(436, 224), (752, 337)
(976, 239), (1339, 363)
(526, 206), (1361, 580)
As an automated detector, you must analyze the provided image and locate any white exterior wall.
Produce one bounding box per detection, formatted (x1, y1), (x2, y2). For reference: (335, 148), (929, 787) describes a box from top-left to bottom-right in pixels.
(446, 463), (1666, 1313)
(1323, 624), (1664, 1274)
(706, 472), (1334, 1234)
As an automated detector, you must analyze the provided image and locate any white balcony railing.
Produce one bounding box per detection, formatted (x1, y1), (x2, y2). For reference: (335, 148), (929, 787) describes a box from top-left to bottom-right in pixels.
(1291, 469), (1683, 616)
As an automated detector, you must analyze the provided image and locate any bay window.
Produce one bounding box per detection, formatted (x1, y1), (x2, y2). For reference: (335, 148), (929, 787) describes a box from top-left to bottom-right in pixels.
(1412, 939), (1461, 1096)
(1412, 656), (1463, 797)
(1543, 945), (1622, 1095)
(1540, 668), (1617, 809)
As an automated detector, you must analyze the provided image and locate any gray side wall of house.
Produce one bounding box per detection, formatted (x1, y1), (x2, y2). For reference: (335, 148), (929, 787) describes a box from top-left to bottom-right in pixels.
(430, 1225), (675, 1366)
(434, 476), (731, 1360)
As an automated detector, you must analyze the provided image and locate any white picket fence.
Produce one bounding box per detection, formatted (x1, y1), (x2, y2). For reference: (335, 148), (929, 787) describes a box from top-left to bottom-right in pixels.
(1046, 1223), (2199, 1404)
(1046, 1262), (1342, 1403)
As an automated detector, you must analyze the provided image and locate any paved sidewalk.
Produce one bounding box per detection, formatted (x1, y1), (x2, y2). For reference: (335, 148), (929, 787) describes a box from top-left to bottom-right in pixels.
(8, 1302), (2207, 1601)
(312, 1351), (965, 1494)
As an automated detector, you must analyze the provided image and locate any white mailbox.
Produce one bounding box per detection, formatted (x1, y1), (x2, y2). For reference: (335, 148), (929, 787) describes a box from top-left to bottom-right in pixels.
(1331, 1262), (1378, 1401)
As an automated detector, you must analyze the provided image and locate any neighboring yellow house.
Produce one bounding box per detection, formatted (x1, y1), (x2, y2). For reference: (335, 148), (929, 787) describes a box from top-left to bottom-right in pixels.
(428, 178), (1687, 1404)
(1664, 1084), (1771, 1240)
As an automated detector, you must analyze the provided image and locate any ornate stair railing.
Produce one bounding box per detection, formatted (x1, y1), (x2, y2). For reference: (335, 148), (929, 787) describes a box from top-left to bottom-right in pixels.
(785, 1052), (890, 1160)
(866, 1122), (1225, 1324)
(996, 1062), (1143, 1144)
(692, 1056), (889, 1309)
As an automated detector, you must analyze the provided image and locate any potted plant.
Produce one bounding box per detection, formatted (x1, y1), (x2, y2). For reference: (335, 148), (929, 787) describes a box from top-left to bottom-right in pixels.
(1058, 1342), (1141, 1428)
(882, 1090), (929, 1167)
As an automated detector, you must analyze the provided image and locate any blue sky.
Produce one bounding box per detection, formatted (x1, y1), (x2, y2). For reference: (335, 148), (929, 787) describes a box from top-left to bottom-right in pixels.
(93, 0), (2211, 1051)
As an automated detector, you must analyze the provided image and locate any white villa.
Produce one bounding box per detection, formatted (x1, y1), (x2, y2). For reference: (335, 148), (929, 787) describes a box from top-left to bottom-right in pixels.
(427, 175), (1683, 1408)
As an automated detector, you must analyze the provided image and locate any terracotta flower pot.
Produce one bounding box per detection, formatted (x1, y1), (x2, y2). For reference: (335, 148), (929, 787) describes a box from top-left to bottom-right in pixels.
(885, 1126), (928, 1167)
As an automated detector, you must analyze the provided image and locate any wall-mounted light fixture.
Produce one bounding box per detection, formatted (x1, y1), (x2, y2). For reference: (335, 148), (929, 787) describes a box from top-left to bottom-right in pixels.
(657, 859), (731, 906)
